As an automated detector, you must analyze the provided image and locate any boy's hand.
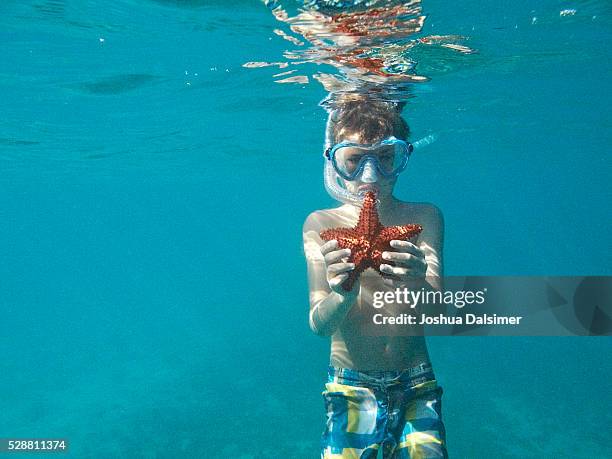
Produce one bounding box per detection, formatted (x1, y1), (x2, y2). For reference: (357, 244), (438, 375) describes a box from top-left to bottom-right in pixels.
(320, 239), (359, 296)
(379, 240), (428, 287)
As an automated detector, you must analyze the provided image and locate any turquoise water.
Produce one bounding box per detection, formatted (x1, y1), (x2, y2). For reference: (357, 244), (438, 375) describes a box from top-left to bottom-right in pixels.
(1, 1), (611, 458)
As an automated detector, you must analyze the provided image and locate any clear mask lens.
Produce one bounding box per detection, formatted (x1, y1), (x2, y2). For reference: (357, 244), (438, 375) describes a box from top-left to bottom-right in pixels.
(329, 138), (411, 180)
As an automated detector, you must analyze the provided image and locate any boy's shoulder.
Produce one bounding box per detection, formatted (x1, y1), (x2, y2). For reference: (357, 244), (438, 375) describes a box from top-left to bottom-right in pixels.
(395, 201), (444, 239)
(303, 205), (349, 232)
(396, 200), (443, 221)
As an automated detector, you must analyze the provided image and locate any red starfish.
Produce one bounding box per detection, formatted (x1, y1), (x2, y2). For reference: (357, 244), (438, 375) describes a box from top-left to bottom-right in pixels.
(320, 191), (423, 291)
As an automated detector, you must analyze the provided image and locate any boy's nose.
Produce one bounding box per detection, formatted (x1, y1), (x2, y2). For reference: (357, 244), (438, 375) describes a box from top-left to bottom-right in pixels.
(360, 160), (379, 183)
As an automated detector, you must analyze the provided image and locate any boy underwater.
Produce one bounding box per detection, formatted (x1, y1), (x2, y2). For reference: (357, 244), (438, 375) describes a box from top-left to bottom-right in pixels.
(303, 98), (448, 458)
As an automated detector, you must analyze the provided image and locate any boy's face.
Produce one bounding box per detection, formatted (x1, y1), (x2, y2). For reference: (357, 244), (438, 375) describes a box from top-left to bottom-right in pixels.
(335, 132), (398, 199)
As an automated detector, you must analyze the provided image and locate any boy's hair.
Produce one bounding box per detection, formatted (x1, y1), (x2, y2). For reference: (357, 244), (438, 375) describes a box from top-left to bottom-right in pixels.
(325, 98), (410, 147)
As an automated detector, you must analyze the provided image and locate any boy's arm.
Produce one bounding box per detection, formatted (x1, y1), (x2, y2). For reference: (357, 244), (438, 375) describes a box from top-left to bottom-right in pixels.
(303, 212), (358, 337)
(415, 204), (445, 316)
(420, 203), (444, 290)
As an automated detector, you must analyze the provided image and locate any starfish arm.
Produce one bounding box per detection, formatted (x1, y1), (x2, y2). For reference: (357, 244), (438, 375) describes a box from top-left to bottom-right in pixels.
(354, 191), (381, 237)
(350, 247), (369, 267)
(320, 227), (359, 241)
(370, 249), (384, 268)
(342, 263), (367, 291)
(376, 224), (423, 245)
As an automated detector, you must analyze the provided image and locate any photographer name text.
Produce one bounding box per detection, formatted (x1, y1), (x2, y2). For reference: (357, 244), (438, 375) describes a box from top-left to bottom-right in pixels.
(372, 287), (523, 326)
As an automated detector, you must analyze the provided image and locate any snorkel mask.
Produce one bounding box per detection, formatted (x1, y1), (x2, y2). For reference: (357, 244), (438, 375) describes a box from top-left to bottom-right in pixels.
(325, 136), (413, 181)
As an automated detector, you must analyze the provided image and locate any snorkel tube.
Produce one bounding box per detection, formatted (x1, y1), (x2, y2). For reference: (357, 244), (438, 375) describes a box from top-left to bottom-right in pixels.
(412, 133), (437, 149)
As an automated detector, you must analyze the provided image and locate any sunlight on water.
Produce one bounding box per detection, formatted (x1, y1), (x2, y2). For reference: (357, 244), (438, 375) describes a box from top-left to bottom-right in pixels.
(246, 0), (476, 105)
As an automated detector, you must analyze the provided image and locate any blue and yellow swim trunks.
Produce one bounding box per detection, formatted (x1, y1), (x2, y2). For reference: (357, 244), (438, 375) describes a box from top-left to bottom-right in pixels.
(321, 364), (447, 458)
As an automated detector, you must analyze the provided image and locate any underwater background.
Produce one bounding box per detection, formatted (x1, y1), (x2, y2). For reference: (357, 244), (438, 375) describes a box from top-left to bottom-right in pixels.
(0, 0), (610, 457)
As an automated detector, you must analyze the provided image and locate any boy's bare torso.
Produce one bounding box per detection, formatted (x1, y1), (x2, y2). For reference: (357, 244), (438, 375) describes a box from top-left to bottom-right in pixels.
(304, 198), (443, 371)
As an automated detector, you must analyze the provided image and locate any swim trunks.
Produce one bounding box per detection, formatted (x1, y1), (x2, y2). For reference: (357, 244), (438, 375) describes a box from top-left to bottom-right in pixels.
(321, 364), (448, 458)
